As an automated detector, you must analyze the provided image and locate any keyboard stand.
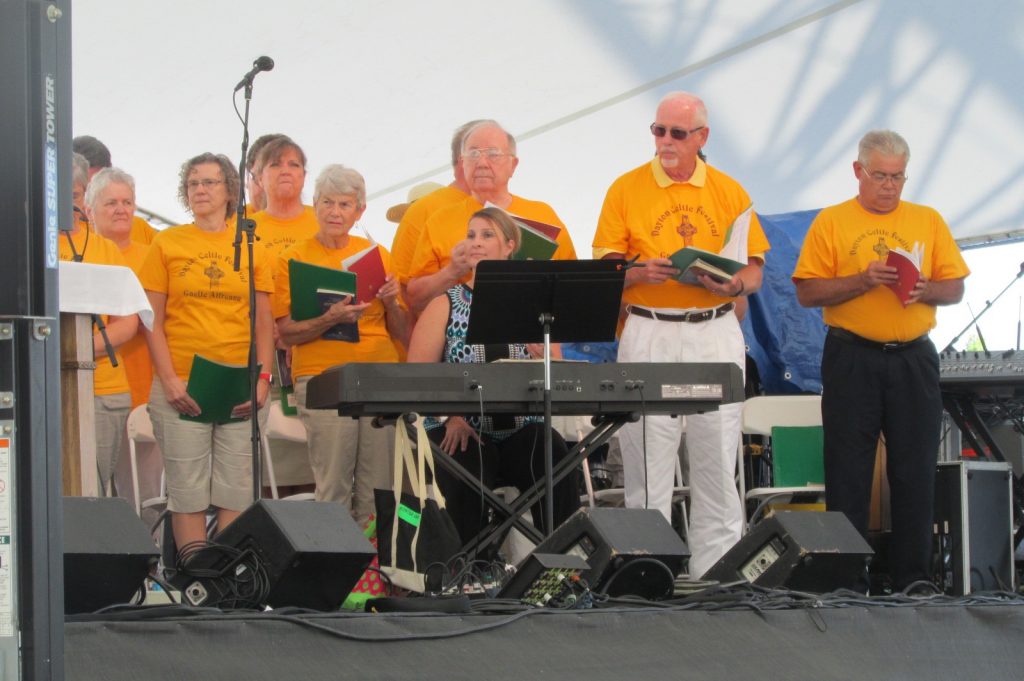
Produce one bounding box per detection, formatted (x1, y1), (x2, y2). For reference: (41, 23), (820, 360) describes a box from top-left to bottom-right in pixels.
(392, 411), (637, 557)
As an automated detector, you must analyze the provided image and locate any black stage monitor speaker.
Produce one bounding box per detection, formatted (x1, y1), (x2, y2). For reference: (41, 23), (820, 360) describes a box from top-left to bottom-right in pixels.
(186, 500), (375, 611)
(703, 511), (873, 592)
(525, 508), (689, 599)
(63, 497), (159, 615)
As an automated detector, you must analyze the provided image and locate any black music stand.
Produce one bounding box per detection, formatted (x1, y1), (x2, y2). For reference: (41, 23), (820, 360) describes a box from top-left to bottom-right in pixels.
(467, 259), (625, 534)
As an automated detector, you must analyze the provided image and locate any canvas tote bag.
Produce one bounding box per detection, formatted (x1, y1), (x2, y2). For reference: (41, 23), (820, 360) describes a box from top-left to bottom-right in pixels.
(374, 414), (461, 593)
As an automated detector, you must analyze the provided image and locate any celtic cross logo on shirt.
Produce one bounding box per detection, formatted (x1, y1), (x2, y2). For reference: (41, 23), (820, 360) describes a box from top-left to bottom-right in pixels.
(872, 237), (889, 261)
(677, 214), (697, 246)
(204, 260), (225, 289)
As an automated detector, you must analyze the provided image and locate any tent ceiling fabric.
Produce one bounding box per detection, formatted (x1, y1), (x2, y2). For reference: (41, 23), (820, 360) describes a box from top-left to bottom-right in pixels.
(72, 0), (1023, 248)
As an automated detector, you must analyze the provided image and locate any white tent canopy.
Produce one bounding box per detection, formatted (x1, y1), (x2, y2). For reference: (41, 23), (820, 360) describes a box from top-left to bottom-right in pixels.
(73, 0), (1024, 251)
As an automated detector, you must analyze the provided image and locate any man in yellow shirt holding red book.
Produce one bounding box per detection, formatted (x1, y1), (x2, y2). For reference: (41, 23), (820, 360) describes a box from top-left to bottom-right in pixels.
(793, 130), (969, 592)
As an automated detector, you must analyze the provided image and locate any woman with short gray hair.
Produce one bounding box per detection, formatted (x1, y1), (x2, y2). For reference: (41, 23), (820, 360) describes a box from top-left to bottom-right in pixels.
(273, 164), (411, 525)
(85, 168), (154, 411)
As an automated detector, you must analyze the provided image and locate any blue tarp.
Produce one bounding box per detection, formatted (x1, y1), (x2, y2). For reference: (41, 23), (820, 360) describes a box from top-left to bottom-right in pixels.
(741, 210), (826, 395)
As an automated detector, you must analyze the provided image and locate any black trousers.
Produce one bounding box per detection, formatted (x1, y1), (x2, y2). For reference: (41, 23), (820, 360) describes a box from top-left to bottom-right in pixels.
(820, 330), (942, 590)
(428, 422), (579, 549)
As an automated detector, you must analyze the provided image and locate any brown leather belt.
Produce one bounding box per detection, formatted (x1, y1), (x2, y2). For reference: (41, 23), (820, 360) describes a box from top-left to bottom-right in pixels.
(626, 302), (734, 323)
(828, 326), (930, 352)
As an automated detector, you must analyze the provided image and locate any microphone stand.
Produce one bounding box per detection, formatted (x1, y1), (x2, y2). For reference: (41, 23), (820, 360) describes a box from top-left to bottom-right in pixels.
(233, 76), (263, 503)
(942, 262), (1024, 354)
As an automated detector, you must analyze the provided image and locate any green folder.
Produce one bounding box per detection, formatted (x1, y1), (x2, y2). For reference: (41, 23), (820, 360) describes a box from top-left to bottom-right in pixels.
(770, 425), (825, 487)
(513, 228), (559, 261)
(288, 259), (357, 321)
(669, 246), (746, 286)
(181, 354), (259, 424)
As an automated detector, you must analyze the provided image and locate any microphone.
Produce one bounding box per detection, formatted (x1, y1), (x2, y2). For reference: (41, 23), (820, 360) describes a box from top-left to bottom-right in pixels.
(233, 56), (275, 92)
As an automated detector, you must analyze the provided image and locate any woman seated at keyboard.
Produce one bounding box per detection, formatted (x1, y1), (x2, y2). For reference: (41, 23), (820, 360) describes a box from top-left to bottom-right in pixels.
(407, 207), (579, 547)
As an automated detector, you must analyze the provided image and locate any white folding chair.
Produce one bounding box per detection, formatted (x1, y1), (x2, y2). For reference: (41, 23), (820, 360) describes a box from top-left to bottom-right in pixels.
(260, 401), (315, 501)
(127, 404), (166, 517)
(742, 395), (826, 523)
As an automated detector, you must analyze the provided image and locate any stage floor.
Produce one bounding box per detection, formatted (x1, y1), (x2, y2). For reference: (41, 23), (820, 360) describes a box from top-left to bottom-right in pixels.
(66, 593), (1024, 681)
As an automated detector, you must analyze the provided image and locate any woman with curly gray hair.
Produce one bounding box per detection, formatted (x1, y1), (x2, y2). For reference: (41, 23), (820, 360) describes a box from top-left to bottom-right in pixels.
(139, 152), (274, 556)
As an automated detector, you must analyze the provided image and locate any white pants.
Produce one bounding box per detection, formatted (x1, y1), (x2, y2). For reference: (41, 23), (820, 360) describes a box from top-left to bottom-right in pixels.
(617, 307), (745, 578)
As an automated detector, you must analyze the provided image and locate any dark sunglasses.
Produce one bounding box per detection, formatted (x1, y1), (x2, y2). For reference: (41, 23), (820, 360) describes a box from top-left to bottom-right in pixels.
(650, 123), (705, 140)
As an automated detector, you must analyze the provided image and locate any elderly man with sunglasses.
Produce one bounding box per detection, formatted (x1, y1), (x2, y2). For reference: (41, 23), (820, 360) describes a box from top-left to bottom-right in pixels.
(593, 91), (770, 578)
(793, 130), (968, 593)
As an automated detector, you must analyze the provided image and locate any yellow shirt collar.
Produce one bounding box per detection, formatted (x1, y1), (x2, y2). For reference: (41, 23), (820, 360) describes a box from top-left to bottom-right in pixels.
(652, 156), (707, 188)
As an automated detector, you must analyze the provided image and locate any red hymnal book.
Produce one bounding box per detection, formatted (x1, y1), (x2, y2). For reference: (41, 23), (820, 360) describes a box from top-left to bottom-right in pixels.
(341, 244), (387, 304)
(514, 215), (561, 242)
(885, 244), (923, 306)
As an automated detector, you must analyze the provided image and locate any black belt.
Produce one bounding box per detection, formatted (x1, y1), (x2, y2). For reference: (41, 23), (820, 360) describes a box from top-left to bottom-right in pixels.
(828, 327), (930, 352)
(626, 302), (734, 323)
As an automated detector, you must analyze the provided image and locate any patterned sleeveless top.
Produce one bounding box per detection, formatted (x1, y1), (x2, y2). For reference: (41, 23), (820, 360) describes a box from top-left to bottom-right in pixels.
(425, 284), (538, 441)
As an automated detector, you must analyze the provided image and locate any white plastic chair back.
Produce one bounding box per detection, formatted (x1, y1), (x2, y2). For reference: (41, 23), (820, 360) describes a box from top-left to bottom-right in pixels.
(127, 404), (166, 516)
(260, 401), (313, 500)
(742, 395), (826, 522)
(742, 395), (823, 435)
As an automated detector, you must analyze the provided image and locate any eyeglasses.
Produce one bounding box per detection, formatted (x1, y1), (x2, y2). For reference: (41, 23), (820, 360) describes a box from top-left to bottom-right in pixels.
(650, 123), (705, 141)
(186, 179), (225, 190)
(463, 148), (511, 162)
(866, 171), (907, 185)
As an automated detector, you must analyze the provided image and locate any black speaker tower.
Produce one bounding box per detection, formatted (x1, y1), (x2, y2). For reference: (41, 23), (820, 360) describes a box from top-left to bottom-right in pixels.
(1, 1), (72, 679)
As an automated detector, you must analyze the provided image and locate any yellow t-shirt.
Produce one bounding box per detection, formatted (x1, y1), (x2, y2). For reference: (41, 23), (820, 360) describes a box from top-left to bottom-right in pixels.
(58, 228), (131, 396)
(593, 158), (770, 309)
(792, 198), (970, 342)
(391, 185), (467, 284)
(138, 224), (275, 379)
(118, 241), (154, 407)
(131, 216), (158, 245)
(252, 206), (320, 260)
(273, 237), (400, 379)
(408, 194), (577, 282)
(79, 214), (158, 245)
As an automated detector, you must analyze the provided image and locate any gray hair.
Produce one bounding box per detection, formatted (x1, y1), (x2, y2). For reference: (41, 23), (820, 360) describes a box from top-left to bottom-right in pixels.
(72, 152), (90, 189)
(84, 167), (136, 211)
(451, 119), (485, 168)
(658, 91), (708, 128)
(461, 120), (517, 156)
(313, 164), (366, 208)
(177, 152), (240, 218)
(858, 130), (910, 166)
(72, 135), (111, 169)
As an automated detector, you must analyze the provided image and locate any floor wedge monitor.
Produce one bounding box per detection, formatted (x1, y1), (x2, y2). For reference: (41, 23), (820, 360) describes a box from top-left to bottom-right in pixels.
(703, 511), (873, 592)
(63, 497), (159, 614)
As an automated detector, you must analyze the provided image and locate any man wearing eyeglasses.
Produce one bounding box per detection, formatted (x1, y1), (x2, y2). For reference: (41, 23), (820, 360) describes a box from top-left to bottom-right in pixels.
(793, 130), (968, 593)
(593, 91), (771, 578)
(406, 120), (576, 314)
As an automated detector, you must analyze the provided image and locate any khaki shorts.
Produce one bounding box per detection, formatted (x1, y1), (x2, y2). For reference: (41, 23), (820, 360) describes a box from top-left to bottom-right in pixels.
(94, 392), (131, 494)
(147, 379), (268, 513)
